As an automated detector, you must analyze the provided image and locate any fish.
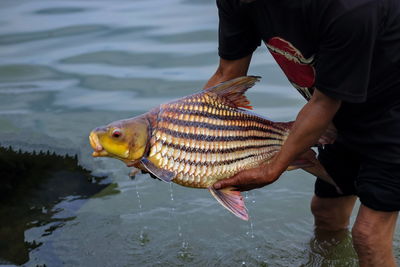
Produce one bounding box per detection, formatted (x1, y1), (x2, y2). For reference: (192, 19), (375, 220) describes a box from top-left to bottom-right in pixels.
(89, 76), (341, 220)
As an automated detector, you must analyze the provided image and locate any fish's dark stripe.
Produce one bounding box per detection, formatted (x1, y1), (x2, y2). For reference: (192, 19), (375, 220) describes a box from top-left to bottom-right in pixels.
(157, 127), (283, 142)
(160, 141), (280, 154)
(159, 115), (285, 137)
(161, 107), (279, 128)
(171, 150), (278, 167)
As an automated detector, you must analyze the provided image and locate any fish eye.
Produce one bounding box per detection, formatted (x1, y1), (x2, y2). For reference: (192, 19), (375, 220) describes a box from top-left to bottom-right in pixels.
(112, 129), (122, 138)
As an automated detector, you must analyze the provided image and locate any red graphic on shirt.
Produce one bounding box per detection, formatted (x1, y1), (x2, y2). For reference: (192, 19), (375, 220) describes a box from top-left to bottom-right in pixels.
(266, 37), (315, 90)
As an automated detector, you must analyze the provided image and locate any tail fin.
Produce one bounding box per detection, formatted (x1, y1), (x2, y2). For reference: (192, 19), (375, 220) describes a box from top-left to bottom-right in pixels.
(288, 150), (343, 194)
(273, 121), (337, 145)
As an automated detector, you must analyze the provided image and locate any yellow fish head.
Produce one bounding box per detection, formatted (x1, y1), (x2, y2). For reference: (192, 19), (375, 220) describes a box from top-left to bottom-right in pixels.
(89, 115), (150, 163)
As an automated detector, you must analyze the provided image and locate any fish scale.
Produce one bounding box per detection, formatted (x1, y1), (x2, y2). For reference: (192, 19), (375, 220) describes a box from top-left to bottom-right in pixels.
(147, 93), (288, 188)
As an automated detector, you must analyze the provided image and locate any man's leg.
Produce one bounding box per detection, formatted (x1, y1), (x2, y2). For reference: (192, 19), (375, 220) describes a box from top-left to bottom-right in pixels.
(352, 205), (398, 267)
(307, 195), (358, 266)
(311, 195), (357, 231)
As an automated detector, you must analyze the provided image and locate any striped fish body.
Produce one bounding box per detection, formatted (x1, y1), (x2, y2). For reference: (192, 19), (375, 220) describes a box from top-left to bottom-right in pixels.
(90, 76), (339, 220)
(145, 80), (292, 189)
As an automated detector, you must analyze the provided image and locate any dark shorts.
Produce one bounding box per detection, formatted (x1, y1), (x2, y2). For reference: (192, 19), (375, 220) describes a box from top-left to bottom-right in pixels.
(315, 142), (400, 212)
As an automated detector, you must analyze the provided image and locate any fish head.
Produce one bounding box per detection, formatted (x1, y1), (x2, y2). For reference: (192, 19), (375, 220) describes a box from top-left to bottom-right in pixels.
(89, 115), (150, 163)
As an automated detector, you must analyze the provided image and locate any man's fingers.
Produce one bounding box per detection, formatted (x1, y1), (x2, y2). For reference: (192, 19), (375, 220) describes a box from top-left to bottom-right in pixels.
(213, 178), (233, 190)
(213, 174), (242, 190)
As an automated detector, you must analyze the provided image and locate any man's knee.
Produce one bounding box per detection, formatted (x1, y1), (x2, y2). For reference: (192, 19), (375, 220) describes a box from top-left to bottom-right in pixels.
(310, 196), (330, 220)
(311, 196), (343, 231)
(351, 217), (395, 267)
(311, 195), (356, 231)
(351, 205), (397, 256)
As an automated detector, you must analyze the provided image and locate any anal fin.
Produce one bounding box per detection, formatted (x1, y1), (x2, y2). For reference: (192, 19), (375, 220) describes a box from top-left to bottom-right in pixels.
(140, 157), (176, 182)
(208, 186), (249, 221)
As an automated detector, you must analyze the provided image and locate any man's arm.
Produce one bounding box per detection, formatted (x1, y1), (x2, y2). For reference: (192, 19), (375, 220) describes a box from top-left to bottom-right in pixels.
(203, 55), (253, 89)
(213, 89), (341, 191)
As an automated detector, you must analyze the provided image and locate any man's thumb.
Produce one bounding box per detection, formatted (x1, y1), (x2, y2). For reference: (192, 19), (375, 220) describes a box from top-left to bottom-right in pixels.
(213, 182), (222, 190)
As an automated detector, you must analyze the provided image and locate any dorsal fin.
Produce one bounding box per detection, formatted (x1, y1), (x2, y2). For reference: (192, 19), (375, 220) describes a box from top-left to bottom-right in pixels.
(205, 76), (261, 110)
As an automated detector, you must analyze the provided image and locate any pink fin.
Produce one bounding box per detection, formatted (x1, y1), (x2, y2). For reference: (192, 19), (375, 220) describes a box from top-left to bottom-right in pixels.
(287, 159), (314, 171)
(287, 150), (318, 171)
(291, 150), (343, 195)
(208, 186), (249, 221)
(287, 149), (318, 171)
(205, 76), (261, 110)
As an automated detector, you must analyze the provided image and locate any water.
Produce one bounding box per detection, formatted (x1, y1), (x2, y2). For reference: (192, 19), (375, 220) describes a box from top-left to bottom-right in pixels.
(0, 0), (399, 266)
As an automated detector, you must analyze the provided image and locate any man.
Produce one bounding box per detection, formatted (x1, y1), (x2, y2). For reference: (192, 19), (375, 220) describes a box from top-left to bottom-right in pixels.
(206, 0), (400, 266)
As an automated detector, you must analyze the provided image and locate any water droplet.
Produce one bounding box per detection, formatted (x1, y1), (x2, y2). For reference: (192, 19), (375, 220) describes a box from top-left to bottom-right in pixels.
(178, 225), (182, 237)
(168, 183), (183, 241)
(169, 183), (175, 201)
(135, 184), (143, 216)
(250, 222), (255, 238)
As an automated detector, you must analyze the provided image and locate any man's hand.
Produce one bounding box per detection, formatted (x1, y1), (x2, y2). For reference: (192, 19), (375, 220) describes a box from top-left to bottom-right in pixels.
(213, 163), (282, 191)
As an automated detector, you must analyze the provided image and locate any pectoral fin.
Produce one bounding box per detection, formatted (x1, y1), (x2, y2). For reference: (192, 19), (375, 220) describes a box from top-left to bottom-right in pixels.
(140, 157), (176, 182)
(208, 186), (249, 221)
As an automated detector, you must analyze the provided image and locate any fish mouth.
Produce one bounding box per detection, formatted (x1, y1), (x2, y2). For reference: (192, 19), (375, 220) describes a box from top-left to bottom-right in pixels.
(89, 131), (130, 159)
(89, 131), (109, 157)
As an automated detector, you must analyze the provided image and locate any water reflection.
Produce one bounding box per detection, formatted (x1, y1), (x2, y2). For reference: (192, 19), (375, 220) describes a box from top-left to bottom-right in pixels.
(0, 147), (114, 265)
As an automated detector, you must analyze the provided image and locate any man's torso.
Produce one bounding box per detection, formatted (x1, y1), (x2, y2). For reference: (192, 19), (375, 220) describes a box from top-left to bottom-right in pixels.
(218, 0), (400, 162)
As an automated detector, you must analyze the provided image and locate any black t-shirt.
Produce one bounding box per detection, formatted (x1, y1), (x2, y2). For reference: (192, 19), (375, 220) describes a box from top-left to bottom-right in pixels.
(217, 0), (400, 163)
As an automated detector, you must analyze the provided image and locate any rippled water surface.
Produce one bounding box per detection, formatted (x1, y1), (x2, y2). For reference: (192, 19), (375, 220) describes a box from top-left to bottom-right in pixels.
(1, 0), (399, 266)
